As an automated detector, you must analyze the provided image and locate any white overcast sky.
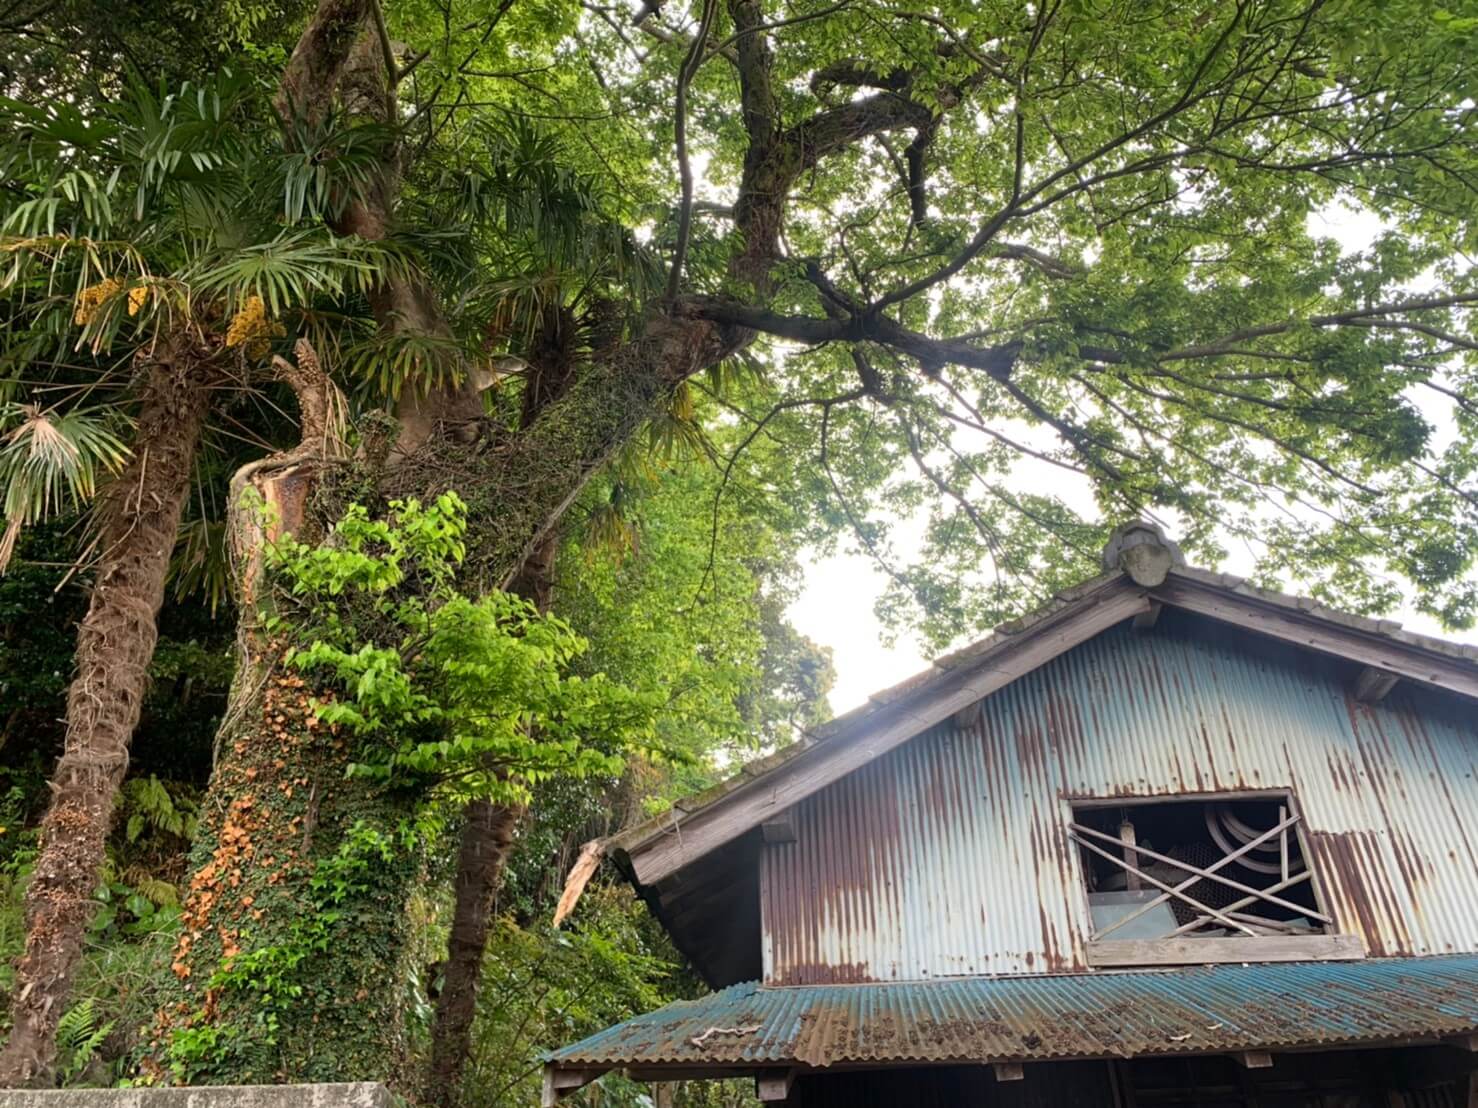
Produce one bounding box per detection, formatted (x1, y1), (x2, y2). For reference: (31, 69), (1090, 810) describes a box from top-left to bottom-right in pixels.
(785, 205), (1476, 715)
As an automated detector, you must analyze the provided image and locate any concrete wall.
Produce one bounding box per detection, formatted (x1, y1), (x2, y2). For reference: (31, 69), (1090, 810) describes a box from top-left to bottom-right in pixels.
(2, 1084), (395, 1108)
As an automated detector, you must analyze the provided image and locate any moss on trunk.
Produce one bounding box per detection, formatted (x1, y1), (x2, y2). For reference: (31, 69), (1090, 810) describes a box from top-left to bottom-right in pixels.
(145, 647), (423, 1086)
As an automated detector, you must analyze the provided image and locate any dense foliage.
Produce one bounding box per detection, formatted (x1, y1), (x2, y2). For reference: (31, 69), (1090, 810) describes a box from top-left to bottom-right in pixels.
(0, 0), (1475, 1099)
(0, 455), (824, 1101)
(267, 493), (656, 799)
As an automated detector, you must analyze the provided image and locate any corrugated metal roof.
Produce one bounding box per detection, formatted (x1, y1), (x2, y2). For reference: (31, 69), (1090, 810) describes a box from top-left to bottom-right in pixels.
(550, 955), (1478, 1070)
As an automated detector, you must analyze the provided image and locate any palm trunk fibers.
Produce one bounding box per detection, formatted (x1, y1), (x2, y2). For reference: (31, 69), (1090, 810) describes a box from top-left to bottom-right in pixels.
(0, 352), (214, 1086)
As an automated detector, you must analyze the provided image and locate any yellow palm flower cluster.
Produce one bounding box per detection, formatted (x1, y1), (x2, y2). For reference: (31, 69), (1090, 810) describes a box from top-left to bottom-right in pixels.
(73, 278), (150, 326)
(73, 278), (123, 325)
(224, 295), (286, 359)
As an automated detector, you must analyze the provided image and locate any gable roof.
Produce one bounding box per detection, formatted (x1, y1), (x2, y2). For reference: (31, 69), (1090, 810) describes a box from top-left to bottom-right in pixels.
(613, 563), (1478, 891)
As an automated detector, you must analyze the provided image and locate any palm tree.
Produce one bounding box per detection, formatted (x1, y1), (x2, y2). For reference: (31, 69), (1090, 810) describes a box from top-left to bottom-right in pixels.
(0, 71), (401, 1084)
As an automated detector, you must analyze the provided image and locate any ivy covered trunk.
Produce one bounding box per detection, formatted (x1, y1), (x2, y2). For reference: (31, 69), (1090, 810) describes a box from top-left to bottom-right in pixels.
(0, 345), (217, 1087)
(141, 343), (423, 1084)
(145, 645), (424, 1084)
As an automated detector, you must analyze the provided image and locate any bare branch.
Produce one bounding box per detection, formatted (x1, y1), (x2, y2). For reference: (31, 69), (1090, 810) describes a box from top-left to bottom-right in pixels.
(1148, 292), (1478, 363)
(666, 0), (720, 300)
(989, 242), (1080, 278)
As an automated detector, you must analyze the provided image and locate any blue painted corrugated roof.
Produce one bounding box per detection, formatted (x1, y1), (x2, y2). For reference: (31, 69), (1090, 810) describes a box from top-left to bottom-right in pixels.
(550, 956), (1478, 1070)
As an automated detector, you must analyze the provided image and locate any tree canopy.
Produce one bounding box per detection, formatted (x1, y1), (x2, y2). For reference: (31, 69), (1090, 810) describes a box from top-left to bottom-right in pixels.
(280, 0), (1478, 637)
(0, 0), (1475, 1098)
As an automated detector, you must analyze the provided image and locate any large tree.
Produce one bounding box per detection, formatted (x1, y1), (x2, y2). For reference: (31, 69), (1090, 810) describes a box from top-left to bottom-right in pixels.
(6, 0), (1478, 1089)
(0, 71), (416, 1084)
(165, 0), (1478, 1083)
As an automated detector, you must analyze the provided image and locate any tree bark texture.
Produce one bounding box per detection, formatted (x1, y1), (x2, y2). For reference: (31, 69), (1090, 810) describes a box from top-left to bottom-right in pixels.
(424, 797), (523, 1104)
(0, 344), (217, 1087)
(139, 347), (428, 1086)
(143, 642), (423, 1085)
(424, 309), (570, 1106)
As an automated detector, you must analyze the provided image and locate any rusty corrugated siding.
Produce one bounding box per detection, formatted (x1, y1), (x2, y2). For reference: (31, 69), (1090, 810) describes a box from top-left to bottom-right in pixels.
(549, 954), (1478, 1069)
(760, 612), (1478, 984)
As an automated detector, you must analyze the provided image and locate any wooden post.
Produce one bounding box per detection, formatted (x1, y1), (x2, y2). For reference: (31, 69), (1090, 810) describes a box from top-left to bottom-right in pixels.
(1109, 1060), (1137, 1108)
(542, 1066), (603, 1106)
(1119, 820), (1141, 892)
(1279, 804), (1289, 884)
(761, 816), (796, 844)
(1354, 666), (1400, 703)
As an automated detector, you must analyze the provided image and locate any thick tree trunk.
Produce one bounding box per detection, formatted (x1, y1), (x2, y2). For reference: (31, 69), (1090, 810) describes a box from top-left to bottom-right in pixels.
(139, 346), (429, 1086)
(144, 641), (423, 1085)
(424, 797), (523, 1103)
(0, 345), (216, 1087)
(425, 312), (568, 1106)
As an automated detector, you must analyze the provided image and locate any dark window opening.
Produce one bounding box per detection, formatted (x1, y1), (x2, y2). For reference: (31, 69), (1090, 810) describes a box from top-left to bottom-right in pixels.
(1069, 795), (1329, 942)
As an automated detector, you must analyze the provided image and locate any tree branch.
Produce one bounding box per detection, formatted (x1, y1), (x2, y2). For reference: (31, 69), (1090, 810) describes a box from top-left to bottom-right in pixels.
(666, 0), (719, 300)
(684, 296), (1022, 380)
(274, 0), (373, 130)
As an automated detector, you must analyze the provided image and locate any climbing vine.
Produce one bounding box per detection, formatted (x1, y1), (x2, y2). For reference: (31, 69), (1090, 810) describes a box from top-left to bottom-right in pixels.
(149, 492), (660, 1084)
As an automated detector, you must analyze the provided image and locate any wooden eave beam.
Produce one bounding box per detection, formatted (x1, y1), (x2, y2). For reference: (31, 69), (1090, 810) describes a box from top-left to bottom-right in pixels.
(1236, 1051), (1274, 1068)
(627, 585), (1152, 885)
(761, 816), (796, 843)
(626, 1065), (761, 1081)
(1446, 1033), (1478, 1052)
(951, 701), (984, 729)
(756, 1069), (796, 1101)
(1086, 933), (1363, 966)
(1150, 579), (1478, 702)
(993, 1062), (1025, 1081)
(543, 1065), (608, 1106)
(1353, 665), (1400, 703)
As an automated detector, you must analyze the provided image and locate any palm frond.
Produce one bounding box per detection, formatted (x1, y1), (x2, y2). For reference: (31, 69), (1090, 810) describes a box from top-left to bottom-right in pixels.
(339, 327), (477, 400)
(0, 402), (131, 572)
(170, 515), (232, 614)
(278, 118), (398, 226)
(189, 229), (415, 317)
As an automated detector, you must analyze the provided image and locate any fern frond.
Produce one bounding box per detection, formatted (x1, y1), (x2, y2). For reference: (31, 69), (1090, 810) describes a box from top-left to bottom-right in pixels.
(56, 997), (113, 1086)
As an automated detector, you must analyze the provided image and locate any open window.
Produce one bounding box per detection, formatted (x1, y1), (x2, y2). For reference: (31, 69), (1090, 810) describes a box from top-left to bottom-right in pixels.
(1068, 793), (1362, 967)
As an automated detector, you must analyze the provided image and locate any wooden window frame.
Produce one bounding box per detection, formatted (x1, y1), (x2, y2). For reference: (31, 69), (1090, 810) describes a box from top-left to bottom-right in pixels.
(1066, 790), (1363, 967)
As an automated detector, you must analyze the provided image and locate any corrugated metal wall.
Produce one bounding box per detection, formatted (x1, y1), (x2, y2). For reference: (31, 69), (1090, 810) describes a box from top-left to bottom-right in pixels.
(760, 611), (1478, 984)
